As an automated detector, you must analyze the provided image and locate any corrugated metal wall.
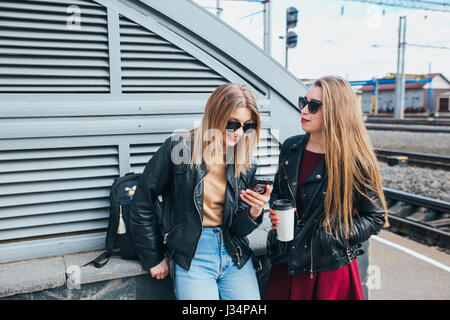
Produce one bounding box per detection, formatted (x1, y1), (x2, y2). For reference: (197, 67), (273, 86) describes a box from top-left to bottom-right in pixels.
(0, 0), (110, 93)
(0, 0), (301, 263)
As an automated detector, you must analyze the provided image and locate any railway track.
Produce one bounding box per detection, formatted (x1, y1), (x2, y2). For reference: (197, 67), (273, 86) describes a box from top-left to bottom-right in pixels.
(366, 118), (450, 126)
(364, 113), (450, 119)
(366, 124), (450, 133)
(384, 188), (450, 252)
(374, 148), (450, 171)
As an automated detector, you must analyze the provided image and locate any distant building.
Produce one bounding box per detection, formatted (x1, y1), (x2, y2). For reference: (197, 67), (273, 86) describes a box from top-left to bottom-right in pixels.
(359, 73), (450, 113)
(299, 79), (316, 88)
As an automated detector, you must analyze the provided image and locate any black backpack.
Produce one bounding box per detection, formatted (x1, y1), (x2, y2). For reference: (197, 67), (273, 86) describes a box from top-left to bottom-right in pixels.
(84, 172), (142, 268)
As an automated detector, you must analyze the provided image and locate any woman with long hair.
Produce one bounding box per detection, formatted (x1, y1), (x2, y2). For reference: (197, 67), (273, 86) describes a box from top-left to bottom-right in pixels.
(264, 75), (388, 300)
(129, 83), (271, 300)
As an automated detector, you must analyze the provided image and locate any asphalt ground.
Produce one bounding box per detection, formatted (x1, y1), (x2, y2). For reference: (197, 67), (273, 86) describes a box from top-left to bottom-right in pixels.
(369, 229), (450, 300)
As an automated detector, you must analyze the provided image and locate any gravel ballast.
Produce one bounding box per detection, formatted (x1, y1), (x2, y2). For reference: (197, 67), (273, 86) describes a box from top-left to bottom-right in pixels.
(368, 130), (450, 156)
(367, 129), (449, 202)
(378, 162), (450, 203)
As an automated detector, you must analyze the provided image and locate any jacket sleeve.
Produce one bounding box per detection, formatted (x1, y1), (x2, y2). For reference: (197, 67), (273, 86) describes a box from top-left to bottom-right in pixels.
(349, 188), (386, 246)
(230, 163), (263, 237)
(269, 140), (288, 208)
(129, 137), (173, 271)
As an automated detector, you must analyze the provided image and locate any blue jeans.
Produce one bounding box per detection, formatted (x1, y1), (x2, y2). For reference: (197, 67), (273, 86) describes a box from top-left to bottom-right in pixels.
(173, 226), (260, 300)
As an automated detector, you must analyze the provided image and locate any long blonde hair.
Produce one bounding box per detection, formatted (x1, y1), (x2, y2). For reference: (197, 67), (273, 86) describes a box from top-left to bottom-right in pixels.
(315, 76), (388, 239)
(190, 83), (261, 177)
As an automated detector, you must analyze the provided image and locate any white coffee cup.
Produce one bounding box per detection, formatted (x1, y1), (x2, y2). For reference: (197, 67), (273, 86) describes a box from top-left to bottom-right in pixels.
(272, 199), (295, 242)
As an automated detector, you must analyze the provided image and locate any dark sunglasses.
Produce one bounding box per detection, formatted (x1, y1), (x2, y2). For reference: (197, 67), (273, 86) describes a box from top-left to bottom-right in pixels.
(226, 120), (257, 133)
(298, 96), (323, 114)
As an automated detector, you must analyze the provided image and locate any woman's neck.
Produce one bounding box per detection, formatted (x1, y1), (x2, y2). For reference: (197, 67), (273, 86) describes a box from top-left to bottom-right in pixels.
(307, 132), (325, 154)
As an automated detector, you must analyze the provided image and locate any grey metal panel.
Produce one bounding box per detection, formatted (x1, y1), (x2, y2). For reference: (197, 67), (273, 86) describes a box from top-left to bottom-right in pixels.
(0, 146), (118, 160)
(0, 1), (105, 15)
(0, 114), (271, 139)
(0, 0), (110, 94)
(1, 209), (108, 233)
(0, 0), (294, 263)
(20, 0), (101, 6)
(118, 15), (229, 94)
(0, 99), (271, 117)
(0, 177), (115, 196)
(0, 142), (119, 244)
(0, 47), (109, 58)
(132, 0), (305, 97)
(0, 156), (118, 172)
(0, 217), (107, 241)
(0, 167), (119, 184)
(0, 199), (110, 219)
(0, 38), (109, 50)
(0, 9), (107, 24)
(0, 19), (108, 33)
(0, 233), (106, 264)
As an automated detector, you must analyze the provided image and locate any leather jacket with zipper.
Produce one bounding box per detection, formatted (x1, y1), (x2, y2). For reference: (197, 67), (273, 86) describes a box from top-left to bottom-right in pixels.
(129, 133), (262, 272)
(269, 134), (386, 276)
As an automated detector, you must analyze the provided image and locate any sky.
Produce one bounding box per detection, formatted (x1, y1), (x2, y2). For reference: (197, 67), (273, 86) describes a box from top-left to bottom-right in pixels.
(192, 0), (450, 82)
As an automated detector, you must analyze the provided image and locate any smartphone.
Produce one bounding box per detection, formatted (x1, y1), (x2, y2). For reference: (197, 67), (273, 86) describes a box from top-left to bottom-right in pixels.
(248, 179), (273, 194)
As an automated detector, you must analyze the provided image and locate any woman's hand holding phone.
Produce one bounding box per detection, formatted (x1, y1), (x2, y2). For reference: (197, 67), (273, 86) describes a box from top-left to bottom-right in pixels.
(240, 184), (272, 220)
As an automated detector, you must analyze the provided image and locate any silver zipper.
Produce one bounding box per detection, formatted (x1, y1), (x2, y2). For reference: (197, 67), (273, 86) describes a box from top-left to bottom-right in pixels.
(192, 175), (206, 256)
(163, 224), (182, 245)
(236, 244), (242, 265)
(283, 165), (297, 208)
(283, 165), (302, 224)
(310, 235), (314, 278)
(310, 219), (320, 278)
(228, 184), (242, 265)
(229, 235), (242, 266)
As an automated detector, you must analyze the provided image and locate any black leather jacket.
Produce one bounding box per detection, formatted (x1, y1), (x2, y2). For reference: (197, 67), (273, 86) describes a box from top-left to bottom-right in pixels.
(269, 134), (386, 275)
(129, 134), (262, 271)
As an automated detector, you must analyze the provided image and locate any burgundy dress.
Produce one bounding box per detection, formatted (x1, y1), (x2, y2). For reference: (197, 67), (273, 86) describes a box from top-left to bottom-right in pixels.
(264, 149), (364, 300)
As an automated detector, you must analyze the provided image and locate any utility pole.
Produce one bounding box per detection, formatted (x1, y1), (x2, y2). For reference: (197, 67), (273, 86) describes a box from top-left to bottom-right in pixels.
(394, 16), (406, 120)
(263, 0), (271, 55)
(216, 0), (223, 18)
(215, 0), (272, 55)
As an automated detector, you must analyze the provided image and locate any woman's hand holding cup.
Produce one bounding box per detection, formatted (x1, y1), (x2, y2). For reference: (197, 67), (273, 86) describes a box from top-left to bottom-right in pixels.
(270, 200), (297, 242)
(269, 208), (297, 229)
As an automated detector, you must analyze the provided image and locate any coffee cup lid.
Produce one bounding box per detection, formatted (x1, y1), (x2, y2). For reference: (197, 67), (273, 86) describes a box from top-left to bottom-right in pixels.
(272, 199), (294, 210)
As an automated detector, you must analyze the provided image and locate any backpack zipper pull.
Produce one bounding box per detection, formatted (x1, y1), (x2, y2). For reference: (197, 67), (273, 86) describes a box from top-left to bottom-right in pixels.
(117, 205), (126, 235)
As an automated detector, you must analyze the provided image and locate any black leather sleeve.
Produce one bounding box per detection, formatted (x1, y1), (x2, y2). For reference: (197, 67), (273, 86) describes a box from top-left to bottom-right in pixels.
(129, 137), (172, 271)
(230, 163), (263, 237)
(349, 188), (386, 246)
(268, 140), (288, 209)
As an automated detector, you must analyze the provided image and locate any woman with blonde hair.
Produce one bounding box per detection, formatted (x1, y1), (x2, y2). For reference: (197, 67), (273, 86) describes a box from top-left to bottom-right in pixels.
(130, 83), (271, 300)
(265, 75), (387, 300)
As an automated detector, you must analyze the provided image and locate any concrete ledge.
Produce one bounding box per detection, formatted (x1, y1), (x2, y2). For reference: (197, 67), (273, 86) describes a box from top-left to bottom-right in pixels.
(0, 214), (368, 299)
(0, 256), (66, 298)
(0, 250), (150, 298)
(0, 220), (270, 299)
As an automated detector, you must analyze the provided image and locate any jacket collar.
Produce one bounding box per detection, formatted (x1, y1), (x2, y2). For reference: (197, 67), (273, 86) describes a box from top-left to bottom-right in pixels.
(283, 134), (309, 186)
(193, 160), (237, 193)
(283, 133), (327, 196)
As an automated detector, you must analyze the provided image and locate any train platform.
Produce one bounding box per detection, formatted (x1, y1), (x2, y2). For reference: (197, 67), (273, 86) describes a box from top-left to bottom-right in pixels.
(369, 229), (450, 300)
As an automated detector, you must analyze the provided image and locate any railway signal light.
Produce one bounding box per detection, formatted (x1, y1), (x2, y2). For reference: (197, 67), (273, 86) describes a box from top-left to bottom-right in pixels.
(286, 31), (298, 48)
(286, 7), (298, 28)
(284, 7), (298, 68)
